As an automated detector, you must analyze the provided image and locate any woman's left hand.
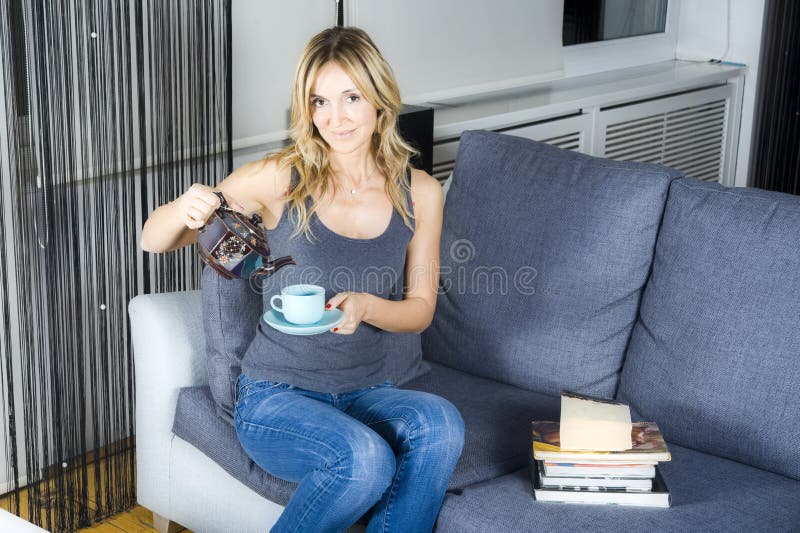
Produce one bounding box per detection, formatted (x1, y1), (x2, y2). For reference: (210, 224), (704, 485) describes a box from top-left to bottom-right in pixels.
(326, 292), (370, 335)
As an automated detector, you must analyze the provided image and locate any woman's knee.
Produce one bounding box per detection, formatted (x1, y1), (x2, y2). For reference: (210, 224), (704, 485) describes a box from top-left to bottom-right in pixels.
(410, 395), (465, 452)
(332, 427), (396, 498)
(437, 397), (466, 453)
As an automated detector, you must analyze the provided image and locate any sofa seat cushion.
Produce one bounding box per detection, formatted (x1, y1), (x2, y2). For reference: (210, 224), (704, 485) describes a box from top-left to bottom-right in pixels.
(433, 445), (800, 533)
(172, 362), (560, 504)
(618, 178), (800, 480)
(172, 383), (296, 506)
(402, 361), (561, 489)
(424, 130), (682, 398)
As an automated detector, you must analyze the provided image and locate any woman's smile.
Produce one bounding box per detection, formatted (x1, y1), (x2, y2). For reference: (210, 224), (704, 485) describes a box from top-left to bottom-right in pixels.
(333, 128), (356, 138)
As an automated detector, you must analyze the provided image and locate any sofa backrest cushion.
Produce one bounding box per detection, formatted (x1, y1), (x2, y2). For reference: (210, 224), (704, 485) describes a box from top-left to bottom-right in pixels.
(202, 267), (263, 423)
(617, 177), (800, 480)
(423, 130), (681, 397)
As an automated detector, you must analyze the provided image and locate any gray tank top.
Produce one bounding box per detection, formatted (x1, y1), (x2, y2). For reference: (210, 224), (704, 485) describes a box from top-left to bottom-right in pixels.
(240, 167), (421, 393)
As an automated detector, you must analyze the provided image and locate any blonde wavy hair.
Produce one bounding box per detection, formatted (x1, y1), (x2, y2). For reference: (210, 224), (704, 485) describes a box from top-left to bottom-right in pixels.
(265, 26), (419, 239)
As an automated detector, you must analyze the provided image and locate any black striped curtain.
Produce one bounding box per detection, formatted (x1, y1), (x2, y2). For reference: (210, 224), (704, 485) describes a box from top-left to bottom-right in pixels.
(0, 1), (231, 530)
(750, 0), (800, 194)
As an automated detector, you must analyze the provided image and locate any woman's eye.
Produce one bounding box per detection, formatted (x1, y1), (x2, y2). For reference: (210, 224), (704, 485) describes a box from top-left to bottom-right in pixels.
(311, 98), (325, 108)
(346, 94), (360, 103)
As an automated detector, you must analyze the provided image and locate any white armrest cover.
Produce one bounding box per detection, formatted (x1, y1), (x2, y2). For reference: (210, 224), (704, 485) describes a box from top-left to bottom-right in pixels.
(128, 290), (205, 513)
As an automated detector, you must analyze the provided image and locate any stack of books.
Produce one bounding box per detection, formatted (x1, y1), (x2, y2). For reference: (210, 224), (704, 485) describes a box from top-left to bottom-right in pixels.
(530, 392), (672, 507)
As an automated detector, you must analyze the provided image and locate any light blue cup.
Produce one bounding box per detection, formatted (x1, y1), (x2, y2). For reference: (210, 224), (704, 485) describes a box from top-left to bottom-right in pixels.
(270, 284), (325, 325)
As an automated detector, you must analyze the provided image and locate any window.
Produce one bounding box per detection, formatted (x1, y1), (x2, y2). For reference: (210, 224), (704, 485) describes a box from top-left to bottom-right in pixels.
(563, 0), (668, 45)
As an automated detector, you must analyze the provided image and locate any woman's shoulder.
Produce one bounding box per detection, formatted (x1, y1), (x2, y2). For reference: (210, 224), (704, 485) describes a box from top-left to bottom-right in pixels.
(408, 167), (438, 187)
(217, 157), (293, 212)
(408, 168), (443, 212)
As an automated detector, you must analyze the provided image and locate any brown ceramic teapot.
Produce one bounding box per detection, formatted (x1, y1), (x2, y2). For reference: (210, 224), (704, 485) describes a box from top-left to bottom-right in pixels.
(197, 191), (295, 280)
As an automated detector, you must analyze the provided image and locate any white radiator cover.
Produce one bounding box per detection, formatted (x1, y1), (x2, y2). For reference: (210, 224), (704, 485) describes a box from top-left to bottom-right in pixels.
(598, 85), (731, 182)
(431, 62), (745, 186)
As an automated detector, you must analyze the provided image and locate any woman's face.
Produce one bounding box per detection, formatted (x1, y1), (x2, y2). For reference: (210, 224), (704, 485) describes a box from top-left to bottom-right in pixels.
(310, 62), (378, 155)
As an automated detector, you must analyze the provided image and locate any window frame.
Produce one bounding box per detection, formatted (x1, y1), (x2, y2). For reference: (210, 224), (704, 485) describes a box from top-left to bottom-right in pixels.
(562, 0), (681, 78)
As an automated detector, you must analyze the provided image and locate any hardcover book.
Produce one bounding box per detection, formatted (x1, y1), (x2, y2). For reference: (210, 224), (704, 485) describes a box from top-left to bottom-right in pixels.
(542, 462), (656, 478)
(531, 461), (671, 508)
(537, 462), (653, 491)
(532, 421), (671, 462)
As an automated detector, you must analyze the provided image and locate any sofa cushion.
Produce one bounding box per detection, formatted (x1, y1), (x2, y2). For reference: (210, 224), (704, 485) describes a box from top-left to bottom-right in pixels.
(423, 130), (682, 397)
(433, 444), (800, 533)
(171, 361), (561, 505)
(202, 266), (263, 423)
(173, 383), (296, 506)
(617, 178), (800, 480)
(402, 361), (561, 489)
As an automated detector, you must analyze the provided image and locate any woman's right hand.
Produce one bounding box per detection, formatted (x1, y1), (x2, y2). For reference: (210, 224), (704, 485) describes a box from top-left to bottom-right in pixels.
(177, 184), (246, 229)
(176, 184), (221, 229)
(178, 183), (220, 229)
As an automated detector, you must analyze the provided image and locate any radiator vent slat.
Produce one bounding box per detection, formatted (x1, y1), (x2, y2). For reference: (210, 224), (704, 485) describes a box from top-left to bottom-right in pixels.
(606, 101), (726, 133)
(665, 152), (723, 176)
(434, 130), (581, 183)
(540, 132), (581, 151)
(604, 99), (727, 182)
(606, 119), (726, 154)
(433, 161), (455, 182)
(606, 115), (726, 151)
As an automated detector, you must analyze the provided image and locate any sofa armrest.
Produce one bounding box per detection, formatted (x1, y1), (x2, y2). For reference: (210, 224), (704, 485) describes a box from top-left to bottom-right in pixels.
(128, 290), (204, 514)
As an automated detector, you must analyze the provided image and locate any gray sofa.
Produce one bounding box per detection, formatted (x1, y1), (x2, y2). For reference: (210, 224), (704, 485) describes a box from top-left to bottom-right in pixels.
(130, 130), (800, 532)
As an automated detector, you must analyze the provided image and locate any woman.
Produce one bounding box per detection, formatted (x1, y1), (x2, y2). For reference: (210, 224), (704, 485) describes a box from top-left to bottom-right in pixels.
(141, 27), (464, 533)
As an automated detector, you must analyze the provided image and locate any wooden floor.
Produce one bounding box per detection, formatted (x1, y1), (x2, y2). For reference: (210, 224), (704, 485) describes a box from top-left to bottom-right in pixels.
(76, 505), (189, 533)
(0, 498), (191, 533)
(0, 449), (191, 533)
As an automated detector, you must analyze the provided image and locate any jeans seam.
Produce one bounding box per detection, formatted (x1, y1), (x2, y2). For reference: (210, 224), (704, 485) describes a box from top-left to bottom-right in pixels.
(365, 417), (414, 532)
(236, 417), (343, 463)
(290, 468), (338, 533)
(365, 416), (418, 433)
(381, 440), (408, 533)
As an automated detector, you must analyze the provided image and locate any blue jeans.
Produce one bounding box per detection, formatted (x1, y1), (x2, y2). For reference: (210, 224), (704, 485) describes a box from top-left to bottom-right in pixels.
(233, 373), (465, 533)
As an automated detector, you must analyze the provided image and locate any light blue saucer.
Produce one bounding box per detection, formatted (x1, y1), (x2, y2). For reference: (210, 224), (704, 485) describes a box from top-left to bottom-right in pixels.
(263, 309), (344, 336)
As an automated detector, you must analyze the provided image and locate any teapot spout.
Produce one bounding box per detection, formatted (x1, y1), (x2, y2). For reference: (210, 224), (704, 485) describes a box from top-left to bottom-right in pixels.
(254, 255), (295, 277)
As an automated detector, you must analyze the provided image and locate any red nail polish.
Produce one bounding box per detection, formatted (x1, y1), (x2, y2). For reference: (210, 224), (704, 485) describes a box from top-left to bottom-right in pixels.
(333, 327), (339, 332)
(325, 304), (331, 309)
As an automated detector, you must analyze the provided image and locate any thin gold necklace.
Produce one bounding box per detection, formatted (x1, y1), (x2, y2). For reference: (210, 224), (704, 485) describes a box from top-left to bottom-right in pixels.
(337, 166), (379, 195)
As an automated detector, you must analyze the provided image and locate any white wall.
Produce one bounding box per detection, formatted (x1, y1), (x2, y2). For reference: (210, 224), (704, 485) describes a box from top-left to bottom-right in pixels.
(231, 0), (336, 150)
(347, 0), (564, 105)
(232, 0), (565, 149)
(231, 1), (766, 187)
(676, 0), (765, 187)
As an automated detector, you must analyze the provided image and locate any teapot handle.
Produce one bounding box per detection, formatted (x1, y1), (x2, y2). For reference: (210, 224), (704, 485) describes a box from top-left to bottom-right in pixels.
(213, 191), (228, 209)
